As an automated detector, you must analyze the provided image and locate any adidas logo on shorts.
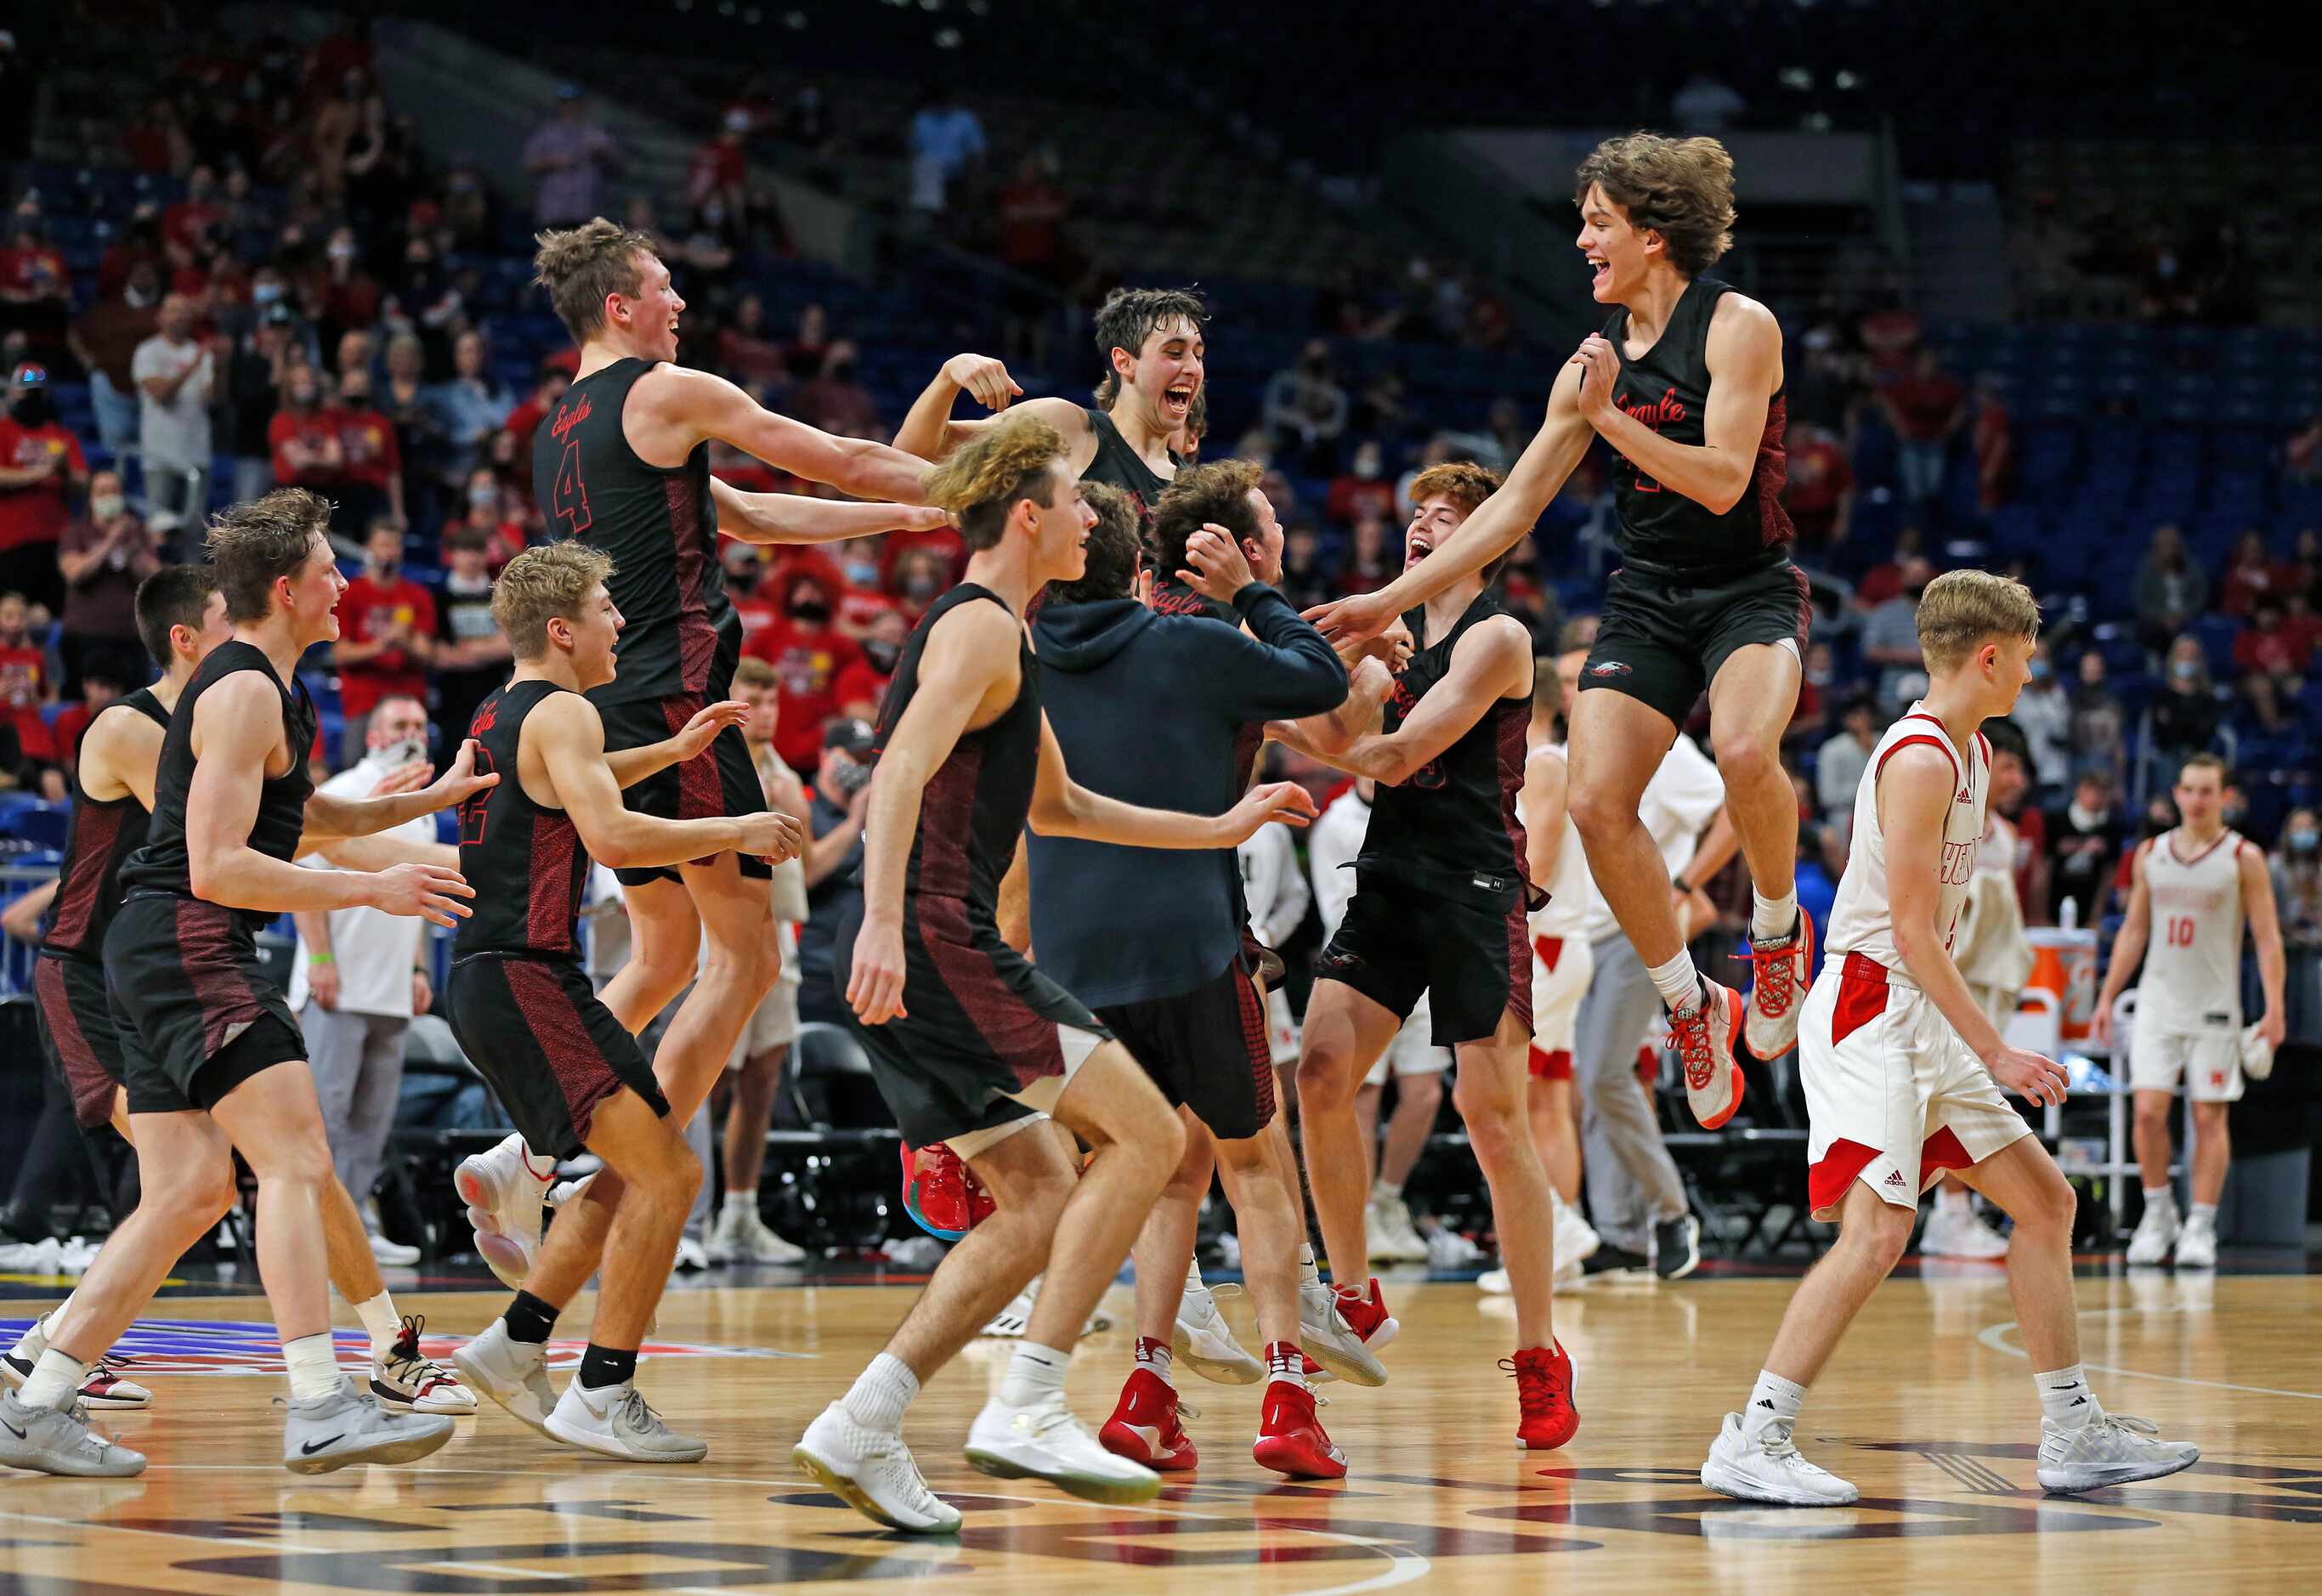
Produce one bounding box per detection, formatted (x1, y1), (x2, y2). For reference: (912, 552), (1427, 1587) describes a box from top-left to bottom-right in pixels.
(1883, 1169), (1908, 1191)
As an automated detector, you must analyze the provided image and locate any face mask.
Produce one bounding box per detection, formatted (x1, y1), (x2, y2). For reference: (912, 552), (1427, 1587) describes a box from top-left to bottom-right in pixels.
(2029, 658), (2050, 681)
(830, 756), (873, 795)
(252, 281), (283, 307)
(374, 736), (425, 767)
(845, 557), (881, 587)
(90, 494), (127, 521)
(2171, 659), (2200, 681)
(328, 240), (358, 262)
(10, 396), (54, 427)
(2291, 829), (2319, 853)
(373, 557), (400, 580)
(903, 574), (939, 600)
(468, 484), (500, 509)
(863, 638), (900, 673)
(791, 599), (831, 626)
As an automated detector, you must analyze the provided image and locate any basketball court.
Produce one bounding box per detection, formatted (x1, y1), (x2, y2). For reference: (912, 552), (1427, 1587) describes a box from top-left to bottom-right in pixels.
(4, 1255), (2316, 1593)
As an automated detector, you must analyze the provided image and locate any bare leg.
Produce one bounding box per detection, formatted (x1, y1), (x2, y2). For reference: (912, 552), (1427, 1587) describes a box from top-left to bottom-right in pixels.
(721, 1046), (784, 1198)
(208, 1063), (341, 1344)
(575, 1091), (701, 1351)
(597, 876), (699, 1037)
(1567, 690), (1685, 969)
(1955, 1138), (2083, 1370)
(1376, 1070), (1442, 1190)
(652, 857), (783, 1125)
(1212, 1122), (1302, 1347)
(320, 1176), (385, 1306)
(1760, 1183), (1915, 1386)
(1704, 643), (1804, 907)
(1454, 1013), (1559, 1347)
(2187, 1101), (2230, 1208)
(881, 1127), (1079, 1378)
(1352, 1084), (1383, 1193)
(1295, 980), (1407, 1288)
(2131, 1089), (2175, 1192)
(46, 1112), (236, 1361)
(1131, 1111), (1212, 1344)
(1528, 1076), (1583, 1205)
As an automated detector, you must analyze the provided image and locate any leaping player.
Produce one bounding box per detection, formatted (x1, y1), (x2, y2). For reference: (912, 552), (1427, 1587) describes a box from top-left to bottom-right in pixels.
(1700, 571), (2200, 1505)
(1307, 133), (1809, 1129)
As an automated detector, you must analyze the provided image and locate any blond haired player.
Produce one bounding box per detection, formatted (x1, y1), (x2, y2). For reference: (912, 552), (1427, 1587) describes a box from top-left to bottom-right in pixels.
(2094, 752), (2287, 1269)
(1701, 570), (2199, 1505)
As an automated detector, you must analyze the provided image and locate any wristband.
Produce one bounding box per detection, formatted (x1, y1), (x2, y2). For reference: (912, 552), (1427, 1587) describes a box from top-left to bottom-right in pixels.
(309, 951), (336, 965)
(1672, 879), (1695, 897)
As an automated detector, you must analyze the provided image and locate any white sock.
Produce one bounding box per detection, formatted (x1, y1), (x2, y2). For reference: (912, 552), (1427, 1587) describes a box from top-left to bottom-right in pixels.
(12, 1293), (71, 1358)
(283, 1331), (344, 1402)
(841, 1352), (919, 1431)
(1265, 1340), (1308, 1392)
(999, 1340), (1071, 1407)
(1297, 1244), (1321, 1288)
(1136, 1336), (1176, 1390)
(1372, 1178), (1403, 1204)
(1752, 889), (1799, 944)
(1184, 1259), (1205, 1292)
(2188, 1203), (2217, 1229)
(19, 1348), (87, 1410)
(2143, 1186), (2177, 1216)
(2036, 1363), (2094, 1429)
(1647, 950), (1701, 1012)
(354, 1292), (401, 1361)
(723, 1189), (756, 1216)
(1742, 1369), (1806, 1439)
(1938, 1186), (1974, 1217)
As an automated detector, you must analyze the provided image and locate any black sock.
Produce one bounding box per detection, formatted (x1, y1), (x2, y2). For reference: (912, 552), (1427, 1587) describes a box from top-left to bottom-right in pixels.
(579, 1344), (637, 1391)
(502, 1290), (558, 1345)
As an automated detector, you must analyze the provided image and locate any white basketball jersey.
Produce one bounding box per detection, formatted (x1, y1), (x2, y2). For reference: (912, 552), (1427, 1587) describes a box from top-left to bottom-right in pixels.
(1523, 744), (1600, 940)
(2134, 828), (2246, 1033)
(1824, 705), (1990, 974)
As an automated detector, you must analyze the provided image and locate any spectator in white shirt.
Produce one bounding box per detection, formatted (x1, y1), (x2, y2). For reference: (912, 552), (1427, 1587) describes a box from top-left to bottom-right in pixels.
(130, 293), (216, 532)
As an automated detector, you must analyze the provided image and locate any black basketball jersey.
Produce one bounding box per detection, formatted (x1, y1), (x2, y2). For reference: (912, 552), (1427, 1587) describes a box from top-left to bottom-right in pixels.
(42, 687), (171, 959)
(1080, 406), (1176, 524)
(1599, 275), (1793, 572)
(120, 642), (318, 934)
(535, 357), (732, 704)
(1358, 592), (1534, 911)
(451, 679), (592, 962)
(871, 584), (1041, 913)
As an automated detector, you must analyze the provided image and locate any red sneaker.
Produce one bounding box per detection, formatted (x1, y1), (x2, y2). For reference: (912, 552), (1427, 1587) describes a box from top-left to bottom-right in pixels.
(1253, 1378), (1347, 1479)
(899, 1141), (994, 1239)
(1505, 1341), (1579, 1451)
(1742, 909), (1814, 1061)
(1097, 1367), (1198, 1471)
(1672, 980), (1747, 1129)
(1331, 1279), (1399, 1352)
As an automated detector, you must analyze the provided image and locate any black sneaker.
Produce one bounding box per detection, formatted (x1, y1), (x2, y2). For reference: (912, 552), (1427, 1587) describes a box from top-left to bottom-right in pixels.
(1654, 1214), (1701, 1280)
(1581, 1242), (1651, 1277)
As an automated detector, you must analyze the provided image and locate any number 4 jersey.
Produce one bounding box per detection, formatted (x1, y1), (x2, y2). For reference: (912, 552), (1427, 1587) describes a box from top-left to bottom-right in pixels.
(534, 357), (736, 705)
(2132, 827), (2250, 1034)
(1823, 704), (1991, 976)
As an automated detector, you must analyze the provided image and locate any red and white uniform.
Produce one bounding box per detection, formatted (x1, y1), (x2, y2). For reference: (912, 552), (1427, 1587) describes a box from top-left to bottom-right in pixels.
(1523, 743), (1599, 1081)
(1801, 705), (2031, 1220)
(2128, 827), (2250, 1103)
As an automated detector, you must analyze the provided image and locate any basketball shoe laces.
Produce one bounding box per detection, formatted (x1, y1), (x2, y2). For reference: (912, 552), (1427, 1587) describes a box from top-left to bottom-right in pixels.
(88, 1352), (137, 1384)
(1671, 996), (1719, 1092)
(1500, 1353), (1568, 1424)
(385, 1315), (455, 1398)
(1743, 935), (1800, 1023)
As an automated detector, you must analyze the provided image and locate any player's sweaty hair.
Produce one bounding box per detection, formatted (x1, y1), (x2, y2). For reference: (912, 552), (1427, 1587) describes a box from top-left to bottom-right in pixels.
(1915, 569), (2041, 675)
(494, 541), (616, 659)
(1407, 460), (1511, 580)
(924, 411), (1069, 551)
(1092, 285), (1207, 410)
(1574, 133), (1738, 277)
(1046, 482), (1142, 607)
(206, 489), (330, 624)
(1149, 459), (1261, 580)
(135, 564), (219, 667)
(534, 218), (657, 343)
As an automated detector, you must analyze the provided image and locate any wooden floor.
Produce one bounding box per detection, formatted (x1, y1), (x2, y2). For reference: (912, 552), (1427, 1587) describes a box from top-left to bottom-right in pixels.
(3, 1265), (2319, 1593)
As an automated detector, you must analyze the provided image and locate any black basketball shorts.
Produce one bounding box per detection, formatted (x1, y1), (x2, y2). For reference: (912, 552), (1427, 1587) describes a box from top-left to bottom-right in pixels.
(445, 954), (671, 1161)
(105, 894), (309, 1116)
(1096, 951), (1277, 1142)
(1580, 554), (1812, 728)
(34, 953), (127, 1129)
(1315, 870), (1532, 1047)
(596, 642), (770, 886)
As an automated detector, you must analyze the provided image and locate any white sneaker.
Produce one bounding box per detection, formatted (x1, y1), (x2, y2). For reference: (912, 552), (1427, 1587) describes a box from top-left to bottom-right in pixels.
(981, 1282), (1035, 1338)
(1173, 1270), (1260, 1384)
(1921, 1205), (2012, 1259)
(713, 1203), (807, 1265)
(544, 1379), (708, 1463)
(2125, 1201), (2179, 1265)
(456, 1133), (552, 1291)
(1743, 912), (1814, 1062)
(451, 1319), (558, 1438)
(1424, 1225), (1485, 1269)
(1367, 1195), (1430, 1264)
(2172, 1215), (2217, 1270)
(1551, 1191), (1600, 1268)
(2036, 1407), (2200, 1493)
(673, 1235), (710, 1273)
(1700, 1410), (1860, 1506)
(4, 1317), (154, 1411)
(794, 1401), (960, 1533)
(965, 1389), (1162, 1504)
(371, 1315), (479, 1415)
(1477, 1267), (1511, 1295)
(366, 1229), (422, 1267)
(1672, 980), (1747, 1129)
(1297, 1276), (1388, 1386)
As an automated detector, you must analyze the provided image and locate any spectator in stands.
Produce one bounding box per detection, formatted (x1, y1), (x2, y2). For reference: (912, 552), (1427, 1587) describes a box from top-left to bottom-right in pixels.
(429, 528), (508, 743)
(1327, 439), (1397, 527)
(787, 342), (880, 438)
(793, 718), (876, 1031)
(377, 334), (443, 524)
(269, 361), (344, 495)
(0, 200), (69, 352)
(331, 365), (404, 533)
(2293, 526), (2322, 597)
(1263, 340), (1350, 473)
(0, 363), (82, 610)
(1277, 524), (1329, 611)
(996, 150), (1069, 286)
(1815, 693), (1879, 825)
(2219, 528), (2291, 616)
(499, 362), (569, 504)
(2068, 648), (2127, 788)
(888, 544), (950, 625)
(1341, 509), (1398, 596)
(50, 673), (120, 781)
(65, 257), (162, 458)
(131, 292), (217, 529)
(1860, 554), (1931, 710)
(1783, 419), (1855, 550)
(833, 608), (905, 722)
(316, 224), (381, 348)
(2288, 418), (2322, 485)
(906, 84), (985, 216)
(2151, 633), (2223, 756)
(2134, 523), (2209, 654)
(2273, 808), (2322, 952)
(1671, 70), (1747, 132)
(309, 67), (384, 203)
(55, 469), (159, 695)
(524, 86), (621, 227)
(1969, 374), (2013, 515)
(331, 518), (434, 764)
(1987, 720), (2051, 921)
(1858, 291), (1923, 376)
(1854, 525), (1925, 609)
(746, 559), (859, 774)
(688, 107), (753, 229)
(2047, 767), (2123, 927)
(716, 293), (790, 388)
(2009, 639), (2072, 790)
(2233, 594), (2312, 732)
(453, 467), (528, 573)
(781, 303), (830, 382)
(0, 589), (59, 798)
(225, 302), (302, 504)
(1878, 346), (1966, 514)
(288, 693), (435, 1265)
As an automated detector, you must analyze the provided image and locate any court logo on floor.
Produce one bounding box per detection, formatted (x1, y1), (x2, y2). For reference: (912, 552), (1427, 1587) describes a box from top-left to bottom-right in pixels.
(0, 1318), (801, 1377)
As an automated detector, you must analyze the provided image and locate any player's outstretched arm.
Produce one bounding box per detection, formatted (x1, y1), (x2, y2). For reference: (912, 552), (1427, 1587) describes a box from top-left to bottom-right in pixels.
(892, 353), (1076, 462)
(1572, 291), (1779, 516)
(1305, 363), (1593, 647)
(534, 693), (800, 870)
(2091, 846), (2152, 1047)
(1030, 715), (1318, 847)
(2240, 843), (2289, 1047)
(1305, 617), (1532, 786)
(186, 673), (473, 925)
(1521, 744), (1570, 890)
(1882, 742), (2067, 1106)
(603, 699), (750, 789)
(709, 476), (955, 547)
(309, 833), (460, 871)
(304, 737), (496, 842)
(650, 365), (933, 504)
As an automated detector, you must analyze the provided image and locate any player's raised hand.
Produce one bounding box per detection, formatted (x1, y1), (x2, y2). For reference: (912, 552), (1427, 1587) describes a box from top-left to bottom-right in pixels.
(847, 917), (909, 1025)
(737, 809), (807, 865)
(1571, 333), (1620, 425)
(671, 699), (750, 761)
(1180, 524), (1254, 602)
(422, 739), (499, 810)
(367, 862), (475, 928)
(944, 353), (1022, 412)
(1986, 1044), (2070, 1108)
(1220, 780), (1321, 844)
(372, 757), (436, 797)
(1304, 589), (1396, 648)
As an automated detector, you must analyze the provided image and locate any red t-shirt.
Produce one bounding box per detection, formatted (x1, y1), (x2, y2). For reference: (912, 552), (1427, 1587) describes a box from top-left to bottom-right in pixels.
(1783, 436), (1855, 524)
(52, 702), (96, 767)
(161, 199), (222, 256)
(2235, 622), (2315, 677)
(0, 245), (68, 299)
(1326, 476), (1396, 526)
(831, 658), (892, 720)
(269, 408), (345, 488)
(335, 575), (438, 718)
(745, 620), (861, 773)
(331, 405), (402, 490)
(838, 589), (897, 634)
(0, 644), (54, 761)
(0, 420), (87, 552)
(1886, 375), (1964, 440)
